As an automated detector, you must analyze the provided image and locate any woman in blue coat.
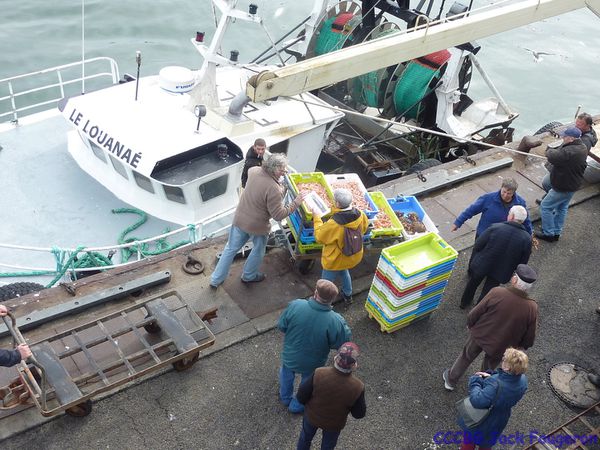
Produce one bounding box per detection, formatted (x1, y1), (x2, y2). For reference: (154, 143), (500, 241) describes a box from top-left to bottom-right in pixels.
(458, 348), (528, 450)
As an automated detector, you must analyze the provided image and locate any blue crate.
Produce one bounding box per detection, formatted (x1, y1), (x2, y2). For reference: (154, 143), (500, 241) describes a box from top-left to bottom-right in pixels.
(387, 195), (425, 221)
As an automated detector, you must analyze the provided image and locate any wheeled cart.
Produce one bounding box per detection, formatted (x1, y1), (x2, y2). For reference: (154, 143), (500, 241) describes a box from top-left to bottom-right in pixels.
(0, 290), (214, 417)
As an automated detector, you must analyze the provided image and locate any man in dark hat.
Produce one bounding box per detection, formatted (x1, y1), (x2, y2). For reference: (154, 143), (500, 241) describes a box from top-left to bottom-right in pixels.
(295, 342), (366, 449)
(277, 280), (352, 414)
(536, 126), (588, 242)
(443, 264), (538, 391)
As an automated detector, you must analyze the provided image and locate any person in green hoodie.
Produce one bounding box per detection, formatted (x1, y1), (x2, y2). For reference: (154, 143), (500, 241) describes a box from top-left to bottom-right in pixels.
(312, 188), (369, 303)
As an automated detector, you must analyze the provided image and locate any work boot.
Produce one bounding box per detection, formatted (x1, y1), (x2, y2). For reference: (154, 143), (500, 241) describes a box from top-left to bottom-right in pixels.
(341, 292), (353, 305)
(588, 373), (600, 387)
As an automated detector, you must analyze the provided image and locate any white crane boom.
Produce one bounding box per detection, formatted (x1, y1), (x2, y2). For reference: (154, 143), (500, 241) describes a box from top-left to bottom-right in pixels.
(247, 0), (600, 102)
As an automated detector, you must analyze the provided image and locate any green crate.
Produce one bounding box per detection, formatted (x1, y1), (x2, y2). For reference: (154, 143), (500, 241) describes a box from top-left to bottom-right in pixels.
(286, 172), (335, 221)
(369, 191), (404, 237)
(381, 232), (458, 277)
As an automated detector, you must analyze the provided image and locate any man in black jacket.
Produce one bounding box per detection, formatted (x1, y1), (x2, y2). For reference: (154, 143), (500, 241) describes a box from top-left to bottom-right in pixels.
(536, 127), (588, 242)
(0, 305), (31, 367)
(240, 138), (266, 188)
(576, 112), (600, 184)
(460, 205), (532, 309)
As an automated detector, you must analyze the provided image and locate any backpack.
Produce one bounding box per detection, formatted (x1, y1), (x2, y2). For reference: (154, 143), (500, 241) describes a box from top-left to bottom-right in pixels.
(342, 226), (363, 256)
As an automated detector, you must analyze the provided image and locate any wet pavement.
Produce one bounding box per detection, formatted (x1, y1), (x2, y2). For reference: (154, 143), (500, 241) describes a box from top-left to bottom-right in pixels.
(2, 191), (600, 448)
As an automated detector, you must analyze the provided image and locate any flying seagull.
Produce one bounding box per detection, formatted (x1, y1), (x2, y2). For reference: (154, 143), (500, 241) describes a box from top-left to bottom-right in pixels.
(522, 47), (555, 63)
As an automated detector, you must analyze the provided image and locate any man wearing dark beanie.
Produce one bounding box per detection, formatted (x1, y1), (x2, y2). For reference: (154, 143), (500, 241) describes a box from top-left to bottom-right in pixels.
(296, 342), (366, 449)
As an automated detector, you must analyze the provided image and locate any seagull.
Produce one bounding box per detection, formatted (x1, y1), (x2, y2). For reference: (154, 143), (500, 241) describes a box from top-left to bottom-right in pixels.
(522, 47), (555, 63)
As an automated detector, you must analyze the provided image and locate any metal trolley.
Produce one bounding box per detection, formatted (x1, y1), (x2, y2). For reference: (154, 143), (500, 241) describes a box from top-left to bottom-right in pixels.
(0, 291), (215, 417)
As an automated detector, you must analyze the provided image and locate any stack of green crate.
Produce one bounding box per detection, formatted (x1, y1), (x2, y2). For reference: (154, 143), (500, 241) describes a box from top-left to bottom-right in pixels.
(365, 232), (458, 333)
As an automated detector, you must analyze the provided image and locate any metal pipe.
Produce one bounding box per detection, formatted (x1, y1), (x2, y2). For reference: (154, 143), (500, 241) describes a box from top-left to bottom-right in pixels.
(251, 16), (310, 64)
(227, 91), (251, 117)
(469, 53), (513, 115)
(134, 51), (141, 101)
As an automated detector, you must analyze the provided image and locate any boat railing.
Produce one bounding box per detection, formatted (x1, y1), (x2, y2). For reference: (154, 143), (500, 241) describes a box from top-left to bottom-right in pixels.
(0, 57), (120, 124)
(0, 205), (237, 285)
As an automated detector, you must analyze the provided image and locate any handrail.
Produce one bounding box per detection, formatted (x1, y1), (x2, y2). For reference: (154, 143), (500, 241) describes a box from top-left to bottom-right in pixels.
(0, 205), (237, 275)
(0, 57), (120, 124)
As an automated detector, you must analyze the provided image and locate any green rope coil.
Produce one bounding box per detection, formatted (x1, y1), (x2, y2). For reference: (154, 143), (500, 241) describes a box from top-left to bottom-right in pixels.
(0, 207), (193, 285)
(393, 62), (440, 120)
(350, 29), (400, 108)
(113, 208), (190, 262)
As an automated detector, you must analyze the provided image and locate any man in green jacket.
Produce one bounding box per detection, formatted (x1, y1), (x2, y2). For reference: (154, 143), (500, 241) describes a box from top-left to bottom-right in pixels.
(277, 279), (352, 414)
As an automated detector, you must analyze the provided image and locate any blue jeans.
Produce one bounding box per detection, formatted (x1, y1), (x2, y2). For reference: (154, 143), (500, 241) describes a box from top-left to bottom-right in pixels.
(321, 269), (352, 297)
(540, 174), (574, 236)
(210, 225), (268, 285)
(279, 366), (310, 413)
(297, 415), (340, 450)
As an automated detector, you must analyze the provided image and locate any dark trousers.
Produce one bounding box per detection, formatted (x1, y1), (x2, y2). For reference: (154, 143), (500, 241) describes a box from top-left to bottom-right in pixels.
(297, 415), (341, 450)
(460, 272), (500, 308)
(448, 335), (502, 386)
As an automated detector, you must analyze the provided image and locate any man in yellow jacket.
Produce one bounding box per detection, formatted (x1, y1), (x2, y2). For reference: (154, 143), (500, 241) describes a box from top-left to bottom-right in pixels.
(313, 188), (369, 303)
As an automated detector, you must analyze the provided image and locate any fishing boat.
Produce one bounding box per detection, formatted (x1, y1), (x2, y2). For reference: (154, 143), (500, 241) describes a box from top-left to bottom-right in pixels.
(0, 0), (597, 287)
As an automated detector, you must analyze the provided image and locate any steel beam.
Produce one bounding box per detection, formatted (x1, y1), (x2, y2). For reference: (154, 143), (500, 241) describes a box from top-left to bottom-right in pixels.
(0, 271), (171, 338)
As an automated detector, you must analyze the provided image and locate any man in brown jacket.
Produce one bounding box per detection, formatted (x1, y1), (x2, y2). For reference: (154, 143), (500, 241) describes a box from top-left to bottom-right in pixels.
(443, 264), (538, 391)
(210, 154), (305, 287)
(296, 342), (366, 449)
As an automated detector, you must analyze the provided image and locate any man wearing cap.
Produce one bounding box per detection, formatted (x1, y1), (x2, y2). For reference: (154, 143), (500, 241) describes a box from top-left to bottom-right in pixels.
(277, 280), (352, 414)
(459, 205), (532, 309)
(443, 264), (538, 391)
(536, 126), (588, 242)
(296, 342), (366, 449)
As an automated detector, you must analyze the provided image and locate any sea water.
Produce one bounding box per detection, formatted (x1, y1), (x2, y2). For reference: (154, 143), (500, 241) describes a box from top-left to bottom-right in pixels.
(1, 0), (599, 135)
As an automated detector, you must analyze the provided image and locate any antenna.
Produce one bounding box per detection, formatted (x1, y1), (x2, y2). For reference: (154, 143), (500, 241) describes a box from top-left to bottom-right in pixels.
(135, 51), (142, 101)
(81, 0), (85, 94)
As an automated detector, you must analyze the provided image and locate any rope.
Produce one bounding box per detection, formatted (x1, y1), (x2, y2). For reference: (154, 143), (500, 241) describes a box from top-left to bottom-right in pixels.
(113, 208), (190, 262)
(286, 95), (547, 160)
(0, 208), (193, 283)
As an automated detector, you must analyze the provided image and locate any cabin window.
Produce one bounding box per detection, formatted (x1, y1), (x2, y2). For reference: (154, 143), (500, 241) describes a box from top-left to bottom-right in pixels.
(89, 140), (107, 163)
(133, 171), (155, 193)
(164, 185), (186, 204)
(269, 140), (288, 155)
(199, 174), (228, 202)
(109, 155), (129, 179)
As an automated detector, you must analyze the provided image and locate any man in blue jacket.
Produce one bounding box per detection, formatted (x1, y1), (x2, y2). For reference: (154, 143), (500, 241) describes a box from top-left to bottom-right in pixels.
(451, 178), (532, 239)
(277, 279), (352, 414)
(0, 305), (31, 367)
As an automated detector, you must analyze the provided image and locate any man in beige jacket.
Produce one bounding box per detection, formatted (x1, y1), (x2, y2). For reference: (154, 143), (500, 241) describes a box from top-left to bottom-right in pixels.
(210, 153), (304, 287)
